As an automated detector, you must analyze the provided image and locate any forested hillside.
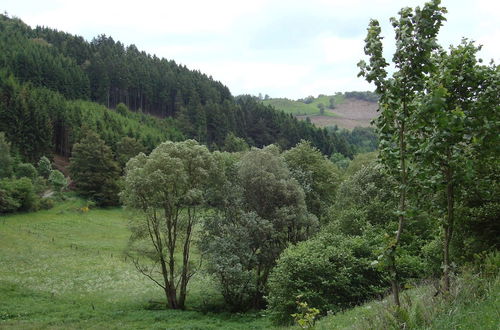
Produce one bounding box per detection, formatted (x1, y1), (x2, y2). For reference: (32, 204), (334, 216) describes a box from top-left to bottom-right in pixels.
(0, 14), (353, 159)
(1, 1), (498, 329)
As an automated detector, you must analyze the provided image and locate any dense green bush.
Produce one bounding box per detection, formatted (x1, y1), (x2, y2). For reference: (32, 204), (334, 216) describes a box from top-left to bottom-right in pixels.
(37, 156), (52, 179)
(15, 163), (38, 181)
(0, 177), (38, 213)
(267, 229), (387, 325)
(48, 170), (67, 193)
(39, 197), (55, 210)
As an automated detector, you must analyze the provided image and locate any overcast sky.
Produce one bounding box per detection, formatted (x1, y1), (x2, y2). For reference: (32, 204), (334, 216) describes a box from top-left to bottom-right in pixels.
(3, 0), (499, 99)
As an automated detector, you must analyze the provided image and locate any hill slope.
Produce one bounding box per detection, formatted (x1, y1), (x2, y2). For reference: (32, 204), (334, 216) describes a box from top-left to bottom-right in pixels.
(0, 199), (271, 329)
(0, 14), (354, 158)
(263, 92), (379, 129)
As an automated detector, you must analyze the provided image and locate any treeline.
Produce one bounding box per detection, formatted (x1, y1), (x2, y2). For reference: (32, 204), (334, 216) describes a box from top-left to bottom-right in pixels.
(329, 126), (378, 154)
(0, 14), (352, 158)
(0, 72), (182, 161)
(343, 91), (379, 102)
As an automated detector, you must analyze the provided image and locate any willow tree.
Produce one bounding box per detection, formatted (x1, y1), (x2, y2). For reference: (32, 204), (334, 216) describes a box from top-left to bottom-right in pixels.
(358, 0), (446, 306)
(121, 140), (214, 310)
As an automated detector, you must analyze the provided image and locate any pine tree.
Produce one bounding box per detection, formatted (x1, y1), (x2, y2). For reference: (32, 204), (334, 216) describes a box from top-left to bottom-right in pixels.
(69, 130), (120, 206)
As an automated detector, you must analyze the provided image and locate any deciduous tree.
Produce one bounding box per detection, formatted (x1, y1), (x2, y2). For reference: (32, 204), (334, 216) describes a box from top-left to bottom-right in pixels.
(358, 0), (446, 305)
(121, 140), (215, 310)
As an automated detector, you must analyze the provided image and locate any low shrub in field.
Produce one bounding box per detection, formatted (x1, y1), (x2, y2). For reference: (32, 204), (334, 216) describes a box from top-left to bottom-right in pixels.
(0, 177), (38, 213)
(39, 197), (55, 210)
(267, 229), (387, 325)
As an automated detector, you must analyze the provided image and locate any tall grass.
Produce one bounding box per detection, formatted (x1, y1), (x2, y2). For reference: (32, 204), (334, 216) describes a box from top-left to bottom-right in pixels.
(314, 253), (499, 329)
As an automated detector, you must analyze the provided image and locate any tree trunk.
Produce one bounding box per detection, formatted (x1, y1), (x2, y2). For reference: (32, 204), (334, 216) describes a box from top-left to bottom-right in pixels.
(178, 209), (194, 310)
(160, 261), (177, 309)
(443, 160), (454, 292)
(389, 113), (408, 307)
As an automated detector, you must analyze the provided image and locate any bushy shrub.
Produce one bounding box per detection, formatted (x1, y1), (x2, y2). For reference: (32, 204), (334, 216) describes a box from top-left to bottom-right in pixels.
(267, 229), (387, 325)
(15, 163), (38, 181)
(48, 169), (67, 192)
(37, 156), (52, 179)
(39, 197), (55, 210)
(0, 177), (38, 213)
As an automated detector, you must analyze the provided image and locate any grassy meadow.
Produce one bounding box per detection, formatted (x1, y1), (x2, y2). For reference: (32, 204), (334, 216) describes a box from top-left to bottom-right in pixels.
(1, 198), (497, 329)
(262, 94), (345, 117)
(0, 198), (272, 329)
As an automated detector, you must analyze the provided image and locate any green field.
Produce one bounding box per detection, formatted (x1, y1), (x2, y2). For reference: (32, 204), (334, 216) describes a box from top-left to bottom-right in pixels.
(0, 199), (272, 329)
(2, 199), (497, 329)
(262, 94), (345, 117)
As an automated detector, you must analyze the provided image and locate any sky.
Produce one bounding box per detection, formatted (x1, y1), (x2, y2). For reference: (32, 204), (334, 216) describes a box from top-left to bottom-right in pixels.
(3, 0), (499, 99)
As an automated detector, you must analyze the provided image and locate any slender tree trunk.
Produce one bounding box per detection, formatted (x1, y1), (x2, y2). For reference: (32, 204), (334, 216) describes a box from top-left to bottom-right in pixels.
(390, 115), (407, 307)
(443, 155), (454, 293)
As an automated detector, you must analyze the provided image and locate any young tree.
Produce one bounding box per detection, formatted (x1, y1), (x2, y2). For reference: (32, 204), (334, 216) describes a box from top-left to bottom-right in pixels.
(412, 41), (499, 292)
(69, 130), (120, 206)
(121, 140), (215, 310)
(358, 0), (447, 306)
(49, 169), (68, 193)
(37, 156), (52, 179)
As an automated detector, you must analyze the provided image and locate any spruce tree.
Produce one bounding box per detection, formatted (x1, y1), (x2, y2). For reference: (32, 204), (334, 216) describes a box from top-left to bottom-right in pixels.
(69, 130), (120, 206)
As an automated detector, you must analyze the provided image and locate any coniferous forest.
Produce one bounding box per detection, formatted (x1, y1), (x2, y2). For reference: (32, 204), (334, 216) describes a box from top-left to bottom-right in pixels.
(0, 13), (352, 161)
(0, 1), (499, 329)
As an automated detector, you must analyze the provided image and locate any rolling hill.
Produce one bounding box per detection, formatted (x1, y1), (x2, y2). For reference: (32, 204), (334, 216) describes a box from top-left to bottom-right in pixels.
(262, 92), (379, 129)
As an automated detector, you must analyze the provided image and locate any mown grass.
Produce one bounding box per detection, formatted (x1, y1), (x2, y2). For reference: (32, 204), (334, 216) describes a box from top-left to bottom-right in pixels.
(0, 198), (272, 329)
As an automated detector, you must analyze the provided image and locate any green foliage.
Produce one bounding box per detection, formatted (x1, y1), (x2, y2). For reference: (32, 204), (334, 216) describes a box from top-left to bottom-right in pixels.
(291, 296), (320, 329)
(330, 152), (350, 170)
(115, 136), (146, 169)
(0, 14), (350, 157)
(37, 156), (52, 179)
(38, 197), (55, 210)
(267, 229), (387, 325)
(222, 132), (249, 152)
(283, 140), (341, 220)
(0, 132), (14, 178)
(200, 145), (317, 311)
(69, 130), (120, 206)
(14, 163), (37, 181)
(0, 177), (37, 213)
(122, 140), (215, 310)
(358, 0), (447, 303)
(314, 265), (500, 330)
(344, 91), (379, 102)
(344, 151), (377, 177)
(337, 126), (378, 153)
(410, 40), (500, 288)
(48, 169), (67, 193)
